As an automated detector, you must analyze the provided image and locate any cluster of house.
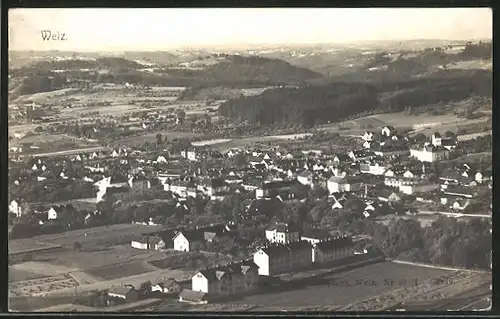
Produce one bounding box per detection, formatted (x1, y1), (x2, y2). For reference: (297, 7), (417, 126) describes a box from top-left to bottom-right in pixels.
(10, 124), (491, 230)
(102, 278), (183, 304)
(361, 128), (456, 162)
(129, 223), (238, 252)
(176, 222), (355, 304)
(438, 163), (492, 211)
(8, 201), (85, 224)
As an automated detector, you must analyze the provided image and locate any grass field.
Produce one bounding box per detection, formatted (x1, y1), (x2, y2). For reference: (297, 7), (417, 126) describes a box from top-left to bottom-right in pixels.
(318, 112), (491, 138)
(193, 132), (313, 149)
(9, 134), (76, 145)
(9, 268), (48, 283)
(36, 298), (164, 312)
(13, 224), (165, 249)
(86, 260), (158, 281)
(30, 245), (166, 271)
(8, 123), (40, 135)
(11, 261), (81, 276)
(58, 104), (141, 117)
(230, 262), (451, 309)
(9, 133), (100, 155)
(9, 245), (188, 301)
(457, 132), (491, 141)
(9, 224), (172, 301)
(113, 131), (199, 146)
(15, 88), (79, 103)
(9, 295), (77, 312)
(448, 59), (492, 70)
(9, 240), (62, 256)
(205, 133), (314, 150)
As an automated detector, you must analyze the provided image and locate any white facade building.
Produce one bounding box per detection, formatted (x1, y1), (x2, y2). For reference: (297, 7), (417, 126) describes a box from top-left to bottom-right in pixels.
(410, 146), (449, 163)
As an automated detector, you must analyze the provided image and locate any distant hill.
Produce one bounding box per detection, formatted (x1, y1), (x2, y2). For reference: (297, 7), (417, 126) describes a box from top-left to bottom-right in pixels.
(10, 54), (324, 94)
(161, 54), (323, 86)
(360, 42), (492, 76)
(11, 57), (144, 74)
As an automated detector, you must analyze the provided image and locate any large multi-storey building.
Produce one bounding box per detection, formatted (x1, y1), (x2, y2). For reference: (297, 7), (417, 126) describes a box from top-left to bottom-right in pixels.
(265, 222), (301, 244)
(312, 236), (354, 263)
(253, 241), (313, 276)
(191, 260), (260, 297)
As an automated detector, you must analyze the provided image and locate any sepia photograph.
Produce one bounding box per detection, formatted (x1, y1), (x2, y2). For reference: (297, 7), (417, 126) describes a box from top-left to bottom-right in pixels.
(7, 8), (492, 312)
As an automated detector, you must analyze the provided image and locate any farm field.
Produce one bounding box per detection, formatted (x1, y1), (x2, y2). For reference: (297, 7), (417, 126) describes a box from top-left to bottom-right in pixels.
(36, 298), (164, 312)
(9, 239), (62, 255)
(229, 262), (451, 309)
(416, 117), (490, 136)
(319, 112), (490, 135)
(327, 112), (461, 130)
(9, 133), (78, 145)
(10, 262), (80, 276)
(8, 123), (40, 135)
(28, 245), (166, 270)
(207, 133), (315, 150)
(9, 245), (191, 300)
(11, 224), (165, 249)
(113, 131), (200, 146)
(457, 132), (491, 141)
(192, 138), (233, 146)
(9, 273), (79, 297)
(10, 134), (100, 155)
(26, 146), (110, 158)
(9, 268), (47, 283)
(447, 59), (492, 70)
(58, 104), (141, 117)
(9, 295), (77, 312)
(14, 88), (79, 103)
(86, 260), (158, 281)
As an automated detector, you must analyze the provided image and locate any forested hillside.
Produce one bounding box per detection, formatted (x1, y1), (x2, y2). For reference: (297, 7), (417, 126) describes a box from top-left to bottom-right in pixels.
(218, 70), (491, 126)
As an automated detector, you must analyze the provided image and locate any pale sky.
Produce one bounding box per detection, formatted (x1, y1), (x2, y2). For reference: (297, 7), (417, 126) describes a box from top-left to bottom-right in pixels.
(9, 8), (492, 51)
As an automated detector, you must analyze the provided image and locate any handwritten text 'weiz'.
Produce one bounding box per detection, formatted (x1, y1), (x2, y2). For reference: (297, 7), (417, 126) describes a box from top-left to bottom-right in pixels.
(41, 30), (67, 41)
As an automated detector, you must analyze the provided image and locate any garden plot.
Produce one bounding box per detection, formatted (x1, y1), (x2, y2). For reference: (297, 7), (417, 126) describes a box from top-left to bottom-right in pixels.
(9, 274), (79, 297)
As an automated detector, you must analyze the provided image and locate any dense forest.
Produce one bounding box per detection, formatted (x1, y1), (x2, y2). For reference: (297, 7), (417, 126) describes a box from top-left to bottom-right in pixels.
(218, 70), (491, 126)
(17, 74), (68, 95)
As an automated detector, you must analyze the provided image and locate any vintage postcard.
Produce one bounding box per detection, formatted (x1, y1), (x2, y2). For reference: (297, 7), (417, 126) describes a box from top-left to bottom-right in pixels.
(8, 8), (492, 312)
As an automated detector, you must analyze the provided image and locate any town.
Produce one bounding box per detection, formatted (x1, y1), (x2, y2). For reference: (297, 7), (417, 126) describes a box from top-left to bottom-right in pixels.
(9, 121), (492, 311)
(8, 8), (492, 312)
